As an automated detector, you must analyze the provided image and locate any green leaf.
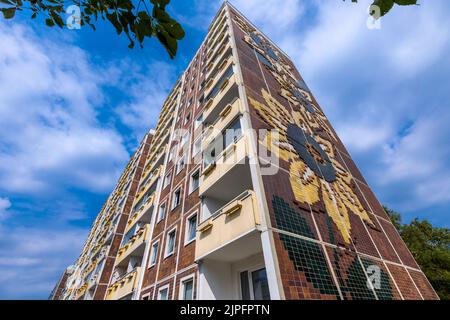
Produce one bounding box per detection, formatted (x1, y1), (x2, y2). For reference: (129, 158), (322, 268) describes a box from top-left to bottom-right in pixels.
(162, 20), (185, 39)
(371, 0), (394, 17)
(152, 7), (170, 23)
(51, 11), (64, 28)
(1, 7), (16, 19)
(106, 12), (122, 34)
(394, 0), (417, 5)
(45, 18), (55, 27)
(156, 26), (177, 59)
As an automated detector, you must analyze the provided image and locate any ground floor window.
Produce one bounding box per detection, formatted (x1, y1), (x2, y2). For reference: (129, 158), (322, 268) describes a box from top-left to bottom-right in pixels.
(180, 277), (194, 300)
(158, 286), (169, 300)
(240, 268), (270, 300)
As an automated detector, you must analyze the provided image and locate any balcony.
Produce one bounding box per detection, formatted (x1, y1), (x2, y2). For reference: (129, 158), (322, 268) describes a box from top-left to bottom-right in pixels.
(115, 224), (151, 266)
(205, 42), (233, 80)
(206, 33), (230, 70)
(203, 74), (239, 126)
(144, 145), (167, 175)
(105, 267), (141, 300)
(202, 98), (242, 151)
(75, 283), (88, 300)
(86, 273), (100, 291)
(195, 190), (261, 261)
(208, 9), (226, 33)
(199, 136), (250, 197)
(136, 167), (161, 203)
(205, 57), (234, 95)
(82, 260), (97, 279)
(207, 24), (229, 58)
(125, 200), (153, 234)
(131, 192), (155, 227)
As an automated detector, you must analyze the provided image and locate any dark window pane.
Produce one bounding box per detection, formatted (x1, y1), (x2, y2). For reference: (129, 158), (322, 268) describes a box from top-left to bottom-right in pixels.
(240, 271), (250, 300)
(223, 118), (242, 149)
(183, 280), (193, 300)
(251, 268), (270, 300)
(205, 65), (234, 101)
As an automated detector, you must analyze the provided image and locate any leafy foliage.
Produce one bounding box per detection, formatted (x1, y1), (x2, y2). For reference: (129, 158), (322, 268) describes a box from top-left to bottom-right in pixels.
(385, 207), (450, 300)
(346, 0), (418, 18)
(0, 0), (185, 58)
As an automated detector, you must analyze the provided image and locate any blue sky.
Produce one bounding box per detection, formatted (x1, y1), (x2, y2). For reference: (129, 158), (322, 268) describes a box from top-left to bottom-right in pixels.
(0, 0), (449, 299)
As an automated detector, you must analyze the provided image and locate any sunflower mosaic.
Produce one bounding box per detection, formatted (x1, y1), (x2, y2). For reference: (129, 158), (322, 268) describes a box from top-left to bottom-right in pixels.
(232, 14), (375, 244)
(250, 89), (373, 244)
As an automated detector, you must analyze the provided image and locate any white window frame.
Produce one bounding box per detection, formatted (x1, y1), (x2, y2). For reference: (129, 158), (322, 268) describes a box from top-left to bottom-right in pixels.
(238, 265), (268, 300)
(157, 284), (170, 300)
(168, 147), (176, 162)
(181, 132), (189, 147)
(163, 172), (172, 189)
(189, 169), (200, 194)
(171, 187), (182, 210)
(194, 113), (203, 129)
(192, 136), (201, 157)
(176, 155), (185, 174)
(164, 226), (177, 258)
(184, 211), (198, 246)
(185, 111), (191, 125)
(178, 274), (195, 300)
(157, 202), (166, 223)
(149, 240), (160, 268)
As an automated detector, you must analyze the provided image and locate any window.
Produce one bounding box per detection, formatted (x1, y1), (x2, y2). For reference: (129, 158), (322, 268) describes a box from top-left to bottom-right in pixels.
(176, 156), (185, 174)
(205, 65), (234, 101)
(193, 137), (201, 157)
(180, 277), (194, 300)
(163, 172), (171, 189)
(240, 268), (270, 300)
(185, 112), (191, 125)
(168, 147), (176, 162)
(149, 241), (159, 267)
(122, 227), (136, 246)
(181, 132), (189, 146)
(190, 170), (200, 193)
(158, 203), (166, 222)
(204, 147), (216, 167)
(172, 187), (181, 210)
(158, 286), (169, 300)
(223, 117), (242, 149)
(194, 113), (203, 129)
(185, 214), (197, 244)
(256, 51), (274, 70)
(165, 228), (176, 257)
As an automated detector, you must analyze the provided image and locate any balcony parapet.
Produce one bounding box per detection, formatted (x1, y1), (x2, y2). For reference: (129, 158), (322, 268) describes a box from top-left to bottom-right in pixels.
(195, 190), (260, 260)
(202, 98), (242, 151)
(199, 136), (248, 196)
(105, 267), (141, 300)
(115, 225), (151, 265)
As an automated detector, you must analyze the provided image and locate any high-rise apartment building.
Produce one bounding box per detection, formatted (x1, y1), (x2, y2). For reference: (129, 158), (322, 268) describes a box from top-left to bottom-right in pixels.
(56, 2), (438, 300)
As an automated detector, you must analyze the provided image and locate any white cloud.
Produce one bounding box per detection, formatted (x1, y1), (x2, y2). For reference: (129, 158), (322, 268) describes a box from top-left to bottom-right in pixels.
(115, 61), (178, 141)
(230, 0), (305, 31)
(0, 23), (129, 195)
(0, 224), (87, 299)
(0, 197), (11, 220)
(381, 111), (450, 208)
